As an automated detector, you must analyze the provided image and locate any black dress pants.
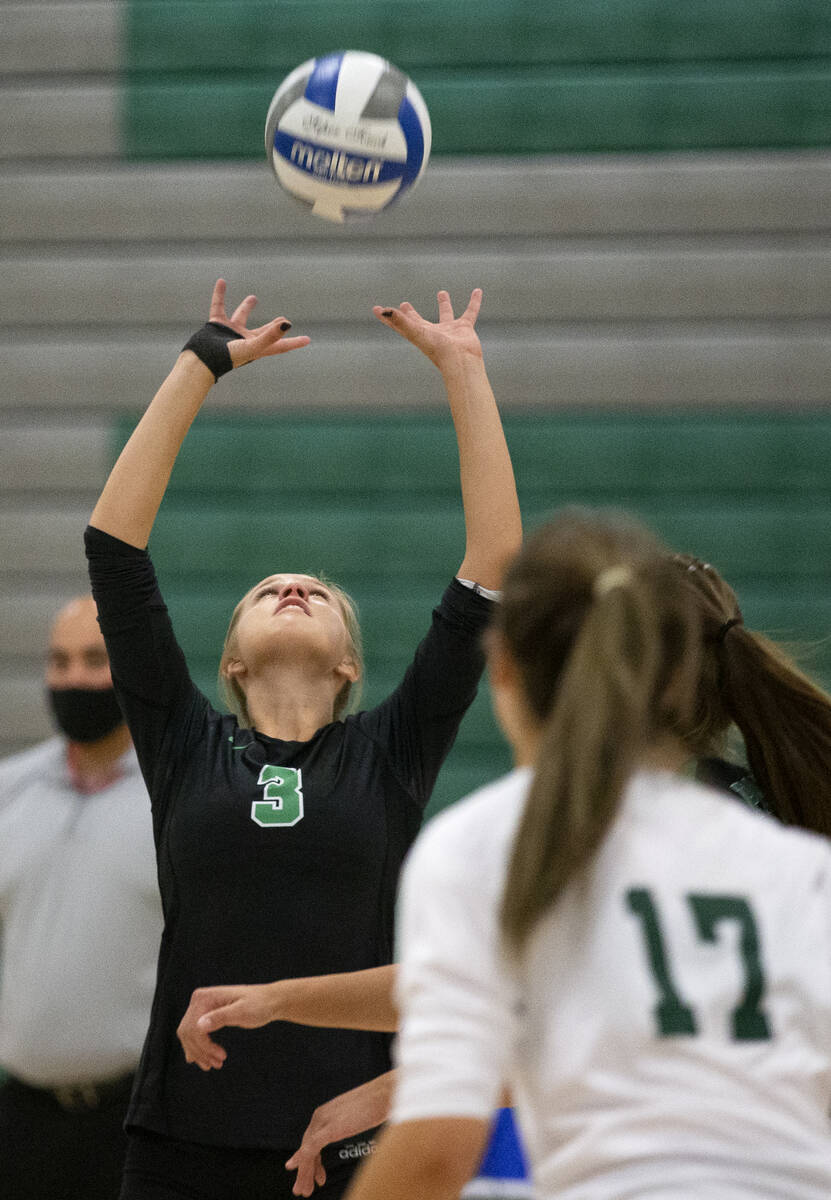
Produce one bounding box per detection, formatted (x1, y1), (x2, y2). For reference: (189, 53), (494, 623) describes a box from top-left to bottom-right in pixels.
(0, 1072), (134, 1200)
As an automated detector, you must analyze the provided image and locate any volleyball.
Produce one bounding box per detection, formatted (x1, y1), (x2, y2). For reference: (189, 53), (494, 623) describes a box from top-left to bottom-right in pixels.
(265, 50), (432, 224)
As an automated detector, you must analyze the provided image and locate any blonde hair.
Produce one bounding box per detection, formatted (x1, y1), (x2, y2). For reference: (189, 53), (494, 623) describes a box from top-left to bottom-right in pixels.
(218, 575), (363, 728)
(498, 510), (703, 955)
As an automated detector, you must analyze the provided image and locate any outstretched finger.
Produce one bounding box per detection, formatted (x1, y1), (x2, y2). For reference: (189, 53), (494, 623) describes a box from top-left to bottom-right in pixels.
(460, 287), (483, 324)
(292, 1155), (326, 1197)
(230, 294), (258, 327)
(292, 1173), (311, 1197)
(208, 279), (228, 323)
(285, 1149), (316, 1198)
(249, 314), (292, 337)
(373, 306), (407, 339)
(436, 290), (454, 322)
(269, 333), (311, 356)
(231, 319), (309, 364)
(373, 305), (418, 333)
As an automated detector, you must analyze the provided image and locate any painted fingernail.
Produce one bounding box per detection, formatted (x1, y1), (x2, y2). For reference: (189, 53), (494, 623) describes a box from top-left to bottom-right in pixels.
(280, 321), (292, 331)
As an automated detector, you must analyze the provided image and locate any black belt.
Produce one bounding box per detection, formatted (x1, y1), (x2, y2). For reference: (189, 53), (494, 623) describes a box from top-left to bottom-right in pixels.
(7, 1070), (135, 1112)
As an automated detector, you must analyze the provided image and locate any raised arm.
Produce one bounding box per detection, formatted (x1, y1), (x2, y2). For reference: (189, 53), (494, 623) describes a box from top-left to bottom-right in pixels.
(89, 279), (310, 547)
(374, 290), (521, 591)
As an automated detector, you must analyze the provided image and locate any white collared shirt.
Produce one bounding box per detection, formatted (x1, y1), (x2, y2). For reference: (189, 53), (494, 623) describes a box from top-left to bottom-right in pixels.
(0, 738), (161, 1086)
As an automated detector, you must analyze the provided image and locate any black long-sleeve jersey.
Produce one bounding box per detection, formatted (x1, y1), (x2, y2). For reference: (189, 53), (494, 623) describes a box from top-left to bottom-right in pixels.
(85, 525), (494, 1149)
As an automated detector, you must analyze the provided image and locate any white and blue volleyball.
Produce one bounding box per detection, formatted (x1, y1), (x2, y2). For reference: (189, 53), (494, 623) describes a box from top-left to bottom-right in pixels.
(265, 50), (431, 224)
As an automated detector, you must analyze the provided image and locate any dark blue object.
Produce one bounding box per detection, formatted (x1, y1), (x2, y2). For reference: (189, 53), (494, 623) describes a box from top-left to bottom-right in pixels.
(304, 52), (344, 111)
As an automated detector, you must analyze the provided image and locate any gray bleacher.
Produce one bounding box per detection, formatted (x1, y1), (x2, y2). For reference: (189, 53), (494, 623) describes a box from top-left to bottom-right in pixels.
(2, 1), (830, 757)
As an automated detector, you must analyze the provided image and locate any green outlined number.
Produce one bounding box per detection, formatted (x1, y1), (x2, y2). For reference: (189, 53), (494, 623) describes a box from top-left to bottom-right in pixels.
(688, 895), (771, 1041)
(626, 889), (697, 1035)
(252, 765), (304, 827)
(626, 888), (772, 1042)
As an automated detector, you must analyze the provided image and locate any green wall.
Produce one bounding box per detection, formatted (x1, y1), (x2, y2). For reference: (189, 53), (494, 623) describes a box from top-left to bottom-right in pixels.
(116, 409), (831, 817)
(124, 1), (831, 158)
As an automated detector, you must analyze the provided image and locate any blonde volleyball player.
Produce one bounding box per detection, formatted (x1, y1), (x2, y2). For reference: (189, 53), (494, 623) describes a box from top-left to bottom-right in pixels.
(339, 510), (831, 1200)
(86, 280), (520, 1200)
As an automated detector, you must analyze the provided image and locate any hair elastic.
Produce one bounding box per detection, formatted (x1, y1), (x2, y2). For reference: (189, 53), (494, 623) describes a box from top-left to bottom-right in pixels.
(716, 616), (743, 643)
(593, 565), (634, 598)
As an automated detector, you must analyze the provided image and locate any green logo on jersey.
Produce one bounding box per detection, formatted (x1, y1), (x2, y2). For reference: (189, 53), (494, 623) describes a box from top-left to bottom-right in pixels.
(252, 765), (304, 828)
(626, 888), (772, 1042)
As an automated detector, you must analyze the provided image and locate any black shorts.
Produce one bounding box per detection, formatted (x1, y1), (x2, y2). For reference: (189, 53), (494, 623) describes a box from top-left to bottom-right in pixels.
(120, 1128), (373, 1200)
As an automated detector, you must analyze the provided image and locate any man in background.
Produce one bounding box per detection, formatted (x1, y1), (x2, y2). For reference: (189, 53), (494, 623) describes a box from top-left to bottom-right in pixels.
(0, 595), (161, 1199)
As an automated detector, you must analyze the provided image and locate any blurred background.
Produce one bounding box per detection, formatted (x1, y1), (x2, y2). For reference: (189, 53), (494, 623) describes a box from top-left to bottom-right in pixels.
(2, 0), (831, 816)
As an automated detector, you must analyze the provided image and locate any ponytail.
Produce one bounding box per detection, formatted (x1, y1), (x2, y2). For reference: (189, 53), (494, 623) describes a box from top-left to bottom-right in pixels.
(719, 628), (831, 836)
(673, 555), (831, 837)
(498, 516), (702, 955)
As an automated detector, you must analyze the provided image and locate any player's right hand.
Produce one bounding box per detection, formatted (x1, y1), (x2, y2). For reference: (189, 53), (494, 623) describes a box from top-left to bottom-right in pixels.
(207, 278), (311, 367)
(177, 986), (230, 1071)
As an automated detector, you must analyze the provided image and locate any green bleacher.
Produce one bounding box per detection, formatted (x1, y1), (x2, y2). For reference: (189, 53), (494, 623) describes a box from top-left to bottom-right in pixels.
(126, 1), (831, 71)
(119, 410), (831, 817)
(124, 0), (831, 157)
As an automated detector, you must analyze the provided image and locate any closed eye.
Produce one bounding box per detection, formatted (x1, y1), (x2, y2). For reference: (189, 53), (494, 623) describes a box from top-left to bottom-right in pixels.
(253, 583), (329, 602)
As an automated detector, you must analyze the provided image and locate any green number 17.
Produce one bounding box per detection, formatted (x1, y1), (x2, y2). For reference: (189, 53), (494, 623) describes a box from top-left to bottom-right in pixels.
(626, 888), (771, 1042)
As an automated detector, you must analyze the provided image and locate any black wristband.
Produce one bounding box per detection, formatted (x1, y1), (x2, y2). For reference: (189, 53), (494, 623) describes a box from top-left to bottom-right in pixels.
(182, 321), (239, 380)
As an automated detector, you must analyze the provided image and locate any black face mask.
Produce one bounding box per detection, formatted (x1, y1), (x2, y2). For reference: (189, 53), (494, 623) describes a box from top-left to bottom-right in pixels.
(47, 687), (125, 744)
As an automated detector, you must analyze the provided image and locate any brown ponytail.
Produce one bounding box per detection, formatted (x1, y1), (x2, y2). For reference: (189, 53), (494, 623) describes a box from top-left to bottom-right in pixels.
(499, 512), (703, 955)
(674, 555), (831, 836)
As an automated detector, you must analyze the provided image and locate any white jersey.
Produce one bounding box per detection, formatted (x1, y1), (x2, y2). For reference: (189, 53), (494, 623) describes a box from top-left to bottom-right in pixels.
(393, 767), (831, 1199)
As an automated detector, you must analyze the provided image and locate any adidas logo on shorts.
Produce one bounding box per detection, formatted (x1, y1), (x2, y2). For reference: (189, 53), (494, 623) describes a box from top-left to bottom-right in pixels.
(338, 1139), (377, 1161)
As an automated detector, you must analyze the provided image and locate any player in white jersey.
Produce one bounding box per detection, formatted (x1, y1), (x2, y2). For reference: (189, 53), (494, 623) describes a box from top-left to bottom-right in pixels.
(344, 509), (831, 1200)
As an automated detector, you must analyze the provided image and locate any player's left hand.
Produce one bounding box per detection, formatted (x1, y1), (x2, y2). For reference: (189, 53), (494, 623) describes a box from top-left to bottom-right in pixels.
(285, 1140), (327, 1198)
(373, 289), (484, 370)
(285, 1071), (394, 1195)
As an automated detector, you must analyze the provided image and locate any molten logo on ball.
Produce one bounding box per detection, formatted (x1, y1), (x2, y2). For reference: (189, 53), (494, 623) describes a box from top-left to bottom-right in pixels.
(286, 140), (385, 185)
(265, 50), (432, 224)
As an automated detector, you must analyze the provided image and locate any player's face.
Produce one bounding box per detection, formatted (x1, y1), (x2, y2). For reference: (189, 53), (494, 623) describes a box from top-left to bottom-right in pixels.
(45, 597), (112, 691)
(232, 574), (355, 677)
